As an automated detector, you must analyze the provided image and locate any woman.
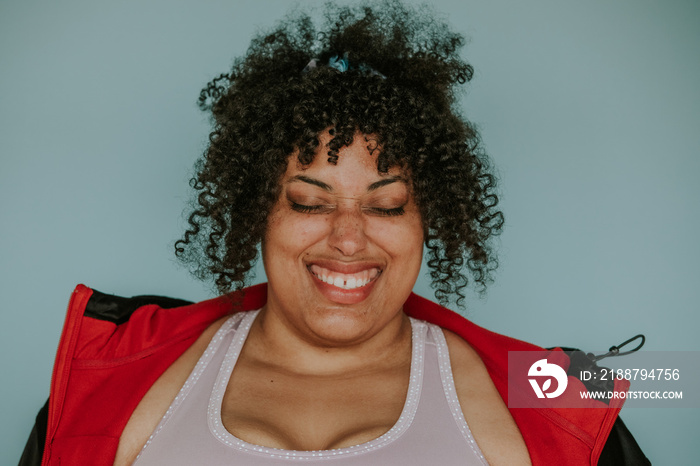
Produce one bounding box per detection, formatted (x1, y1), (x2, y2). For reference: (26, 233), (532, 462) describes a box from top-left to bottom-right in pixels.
(21, 2), (647, 465)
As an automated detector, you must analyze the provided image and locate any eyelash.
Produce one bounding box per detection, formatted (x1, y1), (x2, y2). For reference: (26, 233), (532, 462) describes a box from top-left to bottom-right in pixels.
(369, 206), (405, 217)
(289, 202), (326, 214)
(289, 202), (405, 217)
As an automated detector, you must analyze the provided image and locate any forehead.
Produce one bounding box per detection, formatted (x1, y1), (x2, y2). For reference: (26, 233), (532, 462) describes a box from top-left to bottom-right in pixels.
(284, 132), (407, 187)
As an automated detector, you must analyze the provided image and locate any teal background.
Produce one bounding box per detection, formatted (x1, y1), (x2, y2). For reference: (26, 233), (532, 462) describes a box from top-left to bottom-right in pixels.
(2, 0), (698, 464)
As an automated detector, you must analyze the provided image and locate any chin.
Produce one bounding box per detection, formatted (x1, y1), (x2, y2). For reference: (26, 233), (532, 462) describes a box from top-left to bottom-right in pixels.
(303, 305), (380, 345)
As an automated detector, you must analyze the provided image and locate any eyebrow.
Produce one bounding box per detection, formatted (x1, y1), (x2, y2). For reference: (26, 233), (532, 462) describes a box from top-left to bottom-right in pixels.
(287, 175), (332, 191)
(286, 175), (406, 192)
(367, 176), (406, 192)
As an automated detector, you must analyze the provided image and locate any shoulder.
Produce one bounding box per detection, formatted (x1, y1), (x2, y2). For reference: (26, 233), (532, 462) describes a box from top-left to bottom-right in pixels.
(67, 286), (219, 358)
(65, 285), (264, 360)
(48, 285), (256, 465)
(406, 295), (643, 464)
(442, 329), (532, 465)
(114, 313), (232, 465)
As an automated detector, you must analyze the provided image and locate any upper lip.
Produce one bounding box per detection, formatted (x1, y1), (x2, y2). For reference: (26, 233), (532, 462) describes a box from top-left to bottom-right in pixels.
(304, 258), (384, 274)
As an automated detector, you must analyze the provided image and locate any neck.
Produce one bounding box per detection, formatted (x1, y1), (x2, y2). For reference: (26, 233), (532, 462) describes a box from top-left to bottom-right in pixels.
(244, 305), (413, 377)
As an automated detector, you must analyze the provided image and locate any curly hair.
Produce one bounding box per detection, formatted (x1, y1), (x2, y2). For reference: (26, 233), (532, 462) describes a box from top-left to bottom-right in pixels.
(175, 0), (504, 307)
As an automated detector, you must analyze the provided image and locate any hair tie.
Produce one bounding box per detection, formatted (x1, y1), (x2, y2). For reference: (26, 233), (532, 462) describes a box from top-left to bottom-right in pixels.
(302, 52), (385, 79)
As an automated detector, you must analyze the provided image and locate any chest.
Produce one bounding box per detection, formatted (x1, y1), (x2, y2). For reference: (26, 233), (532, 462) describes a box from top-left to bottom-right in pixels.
(121, 314), (497, 466)
(221, 355), (411, 451)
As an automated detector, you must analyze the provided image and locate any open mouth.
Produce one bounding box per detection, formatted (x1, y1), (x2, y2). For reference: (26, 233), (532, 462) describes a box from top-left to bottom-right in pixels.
(308, 264), (381, 290)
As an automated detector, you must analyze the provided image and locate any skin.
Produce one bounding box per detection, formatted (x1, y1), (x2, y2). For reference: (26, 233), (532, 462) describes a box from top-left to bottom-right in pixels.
(114, 133), (531, 465)
(219, 132), (422, 450)
(258, 131), (424, 349)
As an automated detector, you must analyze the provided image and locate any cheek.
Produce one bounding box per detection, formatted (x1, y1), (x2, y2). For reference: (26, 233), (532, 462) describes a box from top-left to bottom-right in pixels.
(365, 214), (424, 258)
(265, 208), (332, 254)
(296, 219), (332, 245)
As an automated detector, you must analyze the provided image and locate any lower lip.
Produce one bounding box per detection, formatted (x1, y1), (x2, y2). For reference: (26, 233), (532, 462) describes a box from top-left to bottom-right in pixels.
(308, 268), (379, 305)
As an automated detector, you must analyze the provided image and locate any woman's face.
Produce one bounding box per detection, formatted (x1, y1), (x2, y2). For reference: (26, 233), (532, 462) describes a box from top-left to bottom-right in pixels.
(262, 133), (424, 346)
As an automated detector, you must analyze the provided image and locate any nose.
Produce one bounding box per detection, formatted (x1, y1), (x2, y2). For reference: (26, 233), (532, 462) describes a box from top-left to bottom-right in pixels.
(327, 206), (368, 256)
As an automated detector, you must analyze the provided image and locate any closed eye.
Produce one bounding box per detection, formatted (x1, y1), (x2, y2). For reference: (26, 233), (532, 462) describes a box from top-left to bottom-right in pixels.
(289, 201), (334, 214)
(290, 201), (405, 217)
(364, 206), (405, 217)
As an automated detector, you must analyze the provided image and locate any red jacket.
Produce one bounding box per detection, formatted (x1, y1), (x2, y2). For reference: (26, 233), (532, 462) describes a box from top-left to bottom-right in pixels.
(29, 283), (645, 465)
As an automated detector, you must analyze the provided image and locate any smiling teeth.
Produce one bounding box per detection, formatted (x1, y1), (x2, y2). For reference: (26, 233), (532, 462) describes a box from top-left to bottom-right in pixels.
(310, 264), (379, 290)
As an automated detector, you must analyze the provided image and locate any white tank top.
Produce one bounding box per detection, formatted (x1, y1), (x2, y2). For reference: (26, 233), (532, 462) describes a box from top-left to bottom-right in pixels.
(134, 310), (489, 465)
